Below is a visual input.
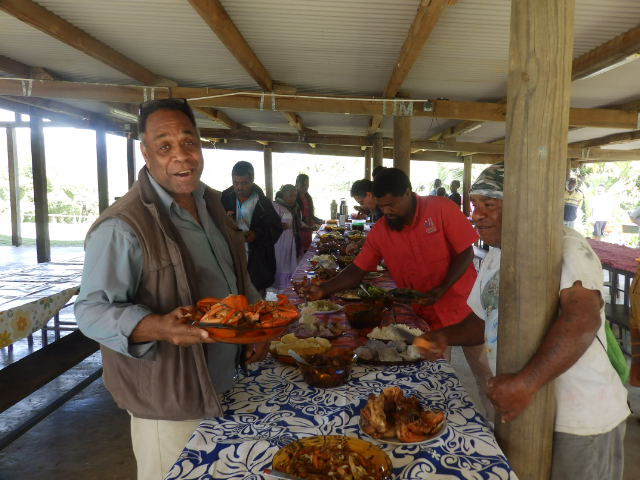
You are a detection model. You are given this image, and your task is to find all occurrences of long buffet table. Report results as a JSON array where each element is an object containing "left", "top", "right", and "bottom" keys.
[{"left": 166, "top": 227, "right": 515, "bottom": 480}]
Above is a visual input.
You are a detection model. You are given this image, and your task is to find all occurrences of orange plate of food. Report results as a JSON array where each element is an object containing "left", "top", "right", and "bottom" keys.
[
  {"left": 359, "top": 386, "right": 446, "bottom": 445},
  {"left": 195, "top": 294, "right": 299, "bottom": 344},
  {"left": 272, "top": 435, "right": 393, "bottom": 480},
  {"left": 198, "top": 322, "right": 293, "bottom": 344}
]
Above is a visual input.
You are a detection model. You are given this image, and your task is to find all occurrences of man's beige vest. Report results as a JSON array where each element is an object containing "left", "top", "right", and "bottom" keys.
[{"left": 88, "top": 168, "right": 251, "bottom": 420}]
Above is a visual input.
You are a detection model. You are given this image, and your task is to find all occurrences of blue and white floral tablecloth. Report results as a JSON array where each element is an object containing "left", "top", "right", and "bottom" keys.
[{"left": 166, "top": 358, "right": 516, "bottom": 480}]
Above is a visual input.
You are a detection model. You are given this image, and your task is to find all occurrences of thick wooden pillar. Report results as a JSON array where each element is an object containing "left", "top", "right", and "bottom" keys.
[
  {"left": 29, "top": 111, "right": 50, "bottom": 263},
  {"left": 7, "top": 124, "right": 21, "bottom": 246},
  {"left": 126, "top": 134, "right": 136, "bottom": 189},
  {"left": 393, "top": 116, "right": 411, "bottom": 175},
  {"left": 497, "top": 1, "right": 575, "bottom": 478},
  {"left": 96, "top": 127, "right": 109, "bottom": 213},
  {"left": 462, "top": 156, "right": 472, "bottom": 217},
  {"left": 372, "top": 133, "right": 383, "bottom": 170},
  {"left": 264, "top": 146, "right": 273, "bottom": 200},
  {"left": 364, "top": 147, "right": 372, "bottom": 180}
]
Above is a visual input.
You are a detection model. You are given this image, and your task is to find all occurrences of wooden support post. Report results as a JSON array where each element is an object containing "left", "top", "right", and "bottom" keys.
[
  {"left": 6, "top": 124, "right": 21, "bottom": 246},
  {"left": 497, "top": 0, "right": 575, "bottom": 478},
  {"left": 462, "top": 156, "right": 472, "bottom": 217},
  {"left": 372, "top": 133, "right": 384, "bottom": 170},
  {"left": 264, "top": 146, "right": 273, "bottom": 200},
  {"left": 364, "top": 147, "right": 372, "bottom": 180},
  {"left": 126, "top": 134, "right": 136, "bottom": 189},
  {"left": 393, "top": 116, "right": 411, "bottom": 175},
  {"left": 96, "top": 126, "right": 109, "bottom": 213},
  {"left": 29, "top": 110, "right": 50, "bottom": 263}
]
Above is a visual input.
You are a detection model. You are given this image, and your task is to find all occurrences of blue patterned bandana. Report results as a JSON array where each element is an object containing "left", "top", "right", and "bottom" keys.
[{"left": 470, "top": 162, "right": 504, "bottom": 199}]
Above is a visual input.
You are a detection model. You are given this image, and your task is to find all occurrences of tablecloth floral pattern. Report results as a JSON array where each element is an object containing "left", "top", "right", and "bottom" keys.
[
  {"left": 166, "top": 358, "right": 516, "bottom": 480},
  {"left": 0, "top": 285, "right": 79, "bottom": 348}
]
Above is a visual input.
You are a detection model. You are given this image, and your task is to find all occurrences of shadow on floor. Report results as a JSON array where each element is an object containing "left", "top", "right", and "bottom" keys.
[{"left": 0, "top": 378, "right": 135, "bottom": 480}]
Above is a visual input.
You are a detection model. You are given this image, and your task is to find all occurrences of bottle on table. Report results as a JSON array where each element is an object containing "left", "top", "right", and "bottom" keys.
[
  {"left": 339, "top": 199, "right": 348, "bottom": 226},
  {"left": 330, "top": 200, "right": 338, "bottom": 220}
]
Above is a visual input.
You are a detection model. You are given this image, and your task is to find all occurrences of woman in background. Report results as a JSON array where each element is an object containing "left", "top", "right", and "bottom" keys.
[
  {"left": 296, "top": 173, "right": 322, "bottom": 252},
  {"left": 272, "top": 184, "right": 302, "bottom": 291}
]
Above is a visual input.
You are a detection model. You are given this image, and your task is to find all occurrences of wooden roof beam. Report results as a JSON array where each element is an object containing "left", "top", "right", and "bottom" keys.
[
  {"left": 0, "top": 0, "right": 244, "bottom": 131},
  {"left": 430, "top": 24, "right": 640, "bottom": 140},
  {"left": 187, "top": 0, "right": 312, "bottom": 135},
  {"left": 570, "top": 130, "right": 640, "bottom": 149},
  {"left": 369, "top": 0, "right": 453, "bottom": 134},
  {"left": 0, "top": 54, "right": 31, "bottom": 77},
  {"left": 0, "top": 0, "right": 161, "bottom": 85},
  {"left": 0, "top": 78, "right": 638, "bottom": 130}
]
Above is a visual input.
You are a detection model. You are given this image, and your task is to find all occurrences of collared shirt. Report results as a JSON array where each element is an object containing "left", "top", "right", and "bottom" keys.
[
  {"left": 75, "top": 171, "right": 260, "bottom": 393},
  {"left": 236, "top": 191, "right": 259, "bottom": 232},
  {"left": 354, "top": 195, "right": 478, "bottom": 329}
]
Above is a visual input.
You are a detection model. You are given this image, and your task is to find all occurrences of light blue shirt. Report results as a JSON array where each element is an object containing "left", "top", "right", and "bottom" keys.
[{"left": 75, "top": 171, "right": 260, "bottom": 393}]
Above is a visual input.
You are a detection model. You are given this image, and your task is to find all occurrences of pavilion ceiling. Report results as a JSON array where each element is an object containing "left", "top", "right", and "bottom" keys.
[{"left": 0, "top": 0, "right": 639, "bottom": 161}]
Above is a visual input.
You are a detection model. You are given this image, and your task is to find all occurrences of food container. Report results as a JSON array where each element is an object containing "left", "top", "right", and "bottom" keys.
[
  {"left": 296, "top": 348, "right": 355, "bottom": 388},
  {"left": 198, "top": 322, "right": 295, "bottom": 344},
  {"left": 345, "top": 303, "right": 384, "bottom": 330}
]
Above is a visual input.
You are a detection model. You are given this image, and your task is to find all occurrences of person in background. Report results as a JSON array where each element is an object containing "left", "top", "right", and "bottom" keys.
[
  {"left": 296, "top": 173, "right": 322, "bottom": 252},
  {"left": 75, "top": 99, "right": 267, "bottom": 480},
  {"left": 563, "top": 177, "right": 583, "bottom": 229},
  {"left": 591, "top": 184, "right": 610, "bottom": 241},
  {"left": 436, "top": 187, "right": 447, "bottom": 197},
  {"left": 272, "top": 184, "right": 302, "bottom": 291},
  {"left": 372, "top": 165, "right": 386, "bottom": 178},
  {"left": 221, "top": 161, "right": 283, "bottom": 295},
  {"left": 415, "top": 162, "right": 629, "bottom": 480},
  {"left": 449, "top": 180, "right": 462, "bottom": 208},
  {"left": 350, "top": 179, "right": 383, "bottom": 223},
  {"left": 429, "top": 178, "right": 443, "bottom": 196}
]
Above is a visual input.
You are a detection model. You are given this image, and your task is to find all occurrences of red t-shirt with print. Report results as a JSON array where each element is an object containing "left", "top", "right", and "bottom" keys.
[{"left": 354, "top": 195, "right": 478, "bottom": 330}]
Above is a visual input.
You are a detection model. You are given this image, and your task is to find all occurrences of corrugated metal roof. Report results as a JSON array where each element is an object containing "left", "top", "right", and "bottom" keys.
[
  {"left": 0, "top": 11, "right": 131, "bottom": 83},
  {"left": 0, "top": 0, "right": 637, "bottom": 146},
  {"left": 34, "top": 0, "right": 258, "bottom": 88}
]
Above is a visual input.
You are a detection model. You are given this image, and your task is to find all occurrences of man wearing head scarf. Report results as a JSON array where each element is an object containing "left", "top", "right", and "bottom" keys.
[{"left": 414, "top": 162, "right": 629, "bottom": 480}]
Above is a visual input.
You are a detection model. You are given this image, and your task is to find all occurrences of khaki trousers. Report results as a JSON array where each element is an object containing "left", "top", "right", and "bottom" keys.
[{"left": 129, "top": 414, "right": 202, "bottom": 480}]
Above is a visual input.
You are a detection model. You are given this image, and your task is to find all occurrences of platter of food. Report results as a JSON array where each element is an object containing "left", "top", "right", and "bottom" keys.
[
  {"left": 359, "top": 387, "right": 446, "bottom": 445},
  {"left": 296, "top": 299, "right": 343, "bottom": 314},
  {"left": 269, "top": 334, "right": 332, "bottom": 365},
  {"left": 195, "top": 294, "right": 298, "bottom": 344},
  {"left": 271, "top": 435, "right": 393, "bottom": 480},
  {"left": 355, "top": 325, "right": 426, "bottom": 364},
  {"left": 334, "top": 289, "right": 362, "bottom": 301}
]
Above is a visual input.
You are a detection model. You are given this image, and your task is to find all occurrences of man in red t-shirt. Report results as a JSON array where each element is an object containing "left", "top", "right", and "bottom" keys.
[{"left": 308, "top": 168, "right": 478, "bottom": 330}]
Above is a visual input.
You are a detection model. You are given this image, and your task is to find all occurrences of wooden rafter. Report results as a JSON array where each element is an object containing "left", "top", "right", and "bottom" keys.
[
  {"left": 570, "top": 130, "right": 640, "bottom": 149},
  {"left": 368, "top": 0, "right": 453, "bottom": 134},
  {"left": 0, "top": 53, "right": 130, "bottom": 130},
  {"left": 187, "top": 0, "right": 312, "bottom": 134},
  {"left": 0, "top": 0, "right": 160, "bottom": 85},
  {"left": 572, "top": 24, "right": 640, "bottom": 81},
  {"left": 0, "top": 77, "right": 638, "bottom": 130},
  {"left": 430, "top": 23, "right": 640, "bottom": 141},
  {"left": 0, "top": 54, "right": 31, "bottom": 77},
  {"left": 0, "top": 0, "right": 244, "bottom": 131}
]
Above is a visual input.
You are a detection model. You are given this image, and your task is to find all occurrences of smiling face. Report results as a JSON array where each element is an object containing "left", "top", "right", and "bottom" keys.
[
  {"left": 470, "top": 194, "right": 503, "bottom": 247},
  {"left": 140, "top": 109, "right": 203, "bottom": 200}
]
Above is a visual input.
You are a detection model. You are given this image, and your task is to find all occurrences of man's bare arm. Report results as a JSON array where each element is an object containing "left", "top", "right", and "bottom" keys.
[
  {"left": 488, "top": 280, "right": 602, "bottom": 421},
  {"left": 306, "top": 263, "right": 367, "bottom": 300}
]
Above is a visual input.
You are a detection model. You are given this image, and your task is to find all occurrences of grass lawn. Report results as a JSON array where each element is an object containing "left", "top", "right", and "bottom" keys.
[{"left": 0, "top": 234, "right": 84, "bottom": 247}]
